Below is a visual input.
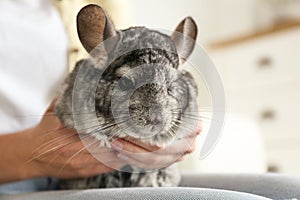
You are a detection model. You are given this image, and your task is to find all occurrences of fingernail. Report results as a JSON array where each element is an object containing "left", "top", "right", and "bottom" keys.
[
  {"left": 111, "top": 140, "right": 123, "bottom": 151},
  {"left": 117, "top": 153, "right": 128, "bottom": 160}
]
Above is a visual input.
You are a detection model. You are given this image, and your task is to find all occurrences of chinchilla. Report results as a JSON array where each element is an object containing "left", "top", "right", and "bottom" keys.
[{"left": 55, "top": 4, "right": 198, "bottom": 188}]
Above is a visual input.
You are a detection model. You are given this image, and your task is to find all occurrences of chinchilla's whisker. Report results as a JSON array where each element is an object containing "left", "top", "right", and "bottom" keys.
[
  {"left": 110, "top": 122, "right": 133, "bottom": 135},
  {"left": 34, "top": 127, "right": 72, "bottom": 139},
  {"left": 57, "top": 139, "right": 101, "bottom": 175},
  {"left": 32, "top": 132, "right": 78, "bottom": 154},
  {"left": 73, "top": 115, "right": 129, "bottom": 126},
  {"left": 181, "top": 113, "right": 207, "bottom": 119},
  {"left": 171, "top": 120, "right": 198, "bottom": 134},
  {"left": 169, "top": 127, "right": 178, "bottom": 139},
  {"left": 198, "top": 116, "right": 213, "bottom": 121},
  {"left": 179, "top": 112, "right": 213, "bottom": 116},
  {"left": 181, "top": 115, "right": 207, "bottom": 121},
  {"left": 43, "top": 110, "right": 97, "bottom": 116},
  {"left": 169, "top": 112, "right": 212, "bottom": 119},
  {"left": 72, "top": 118, "right": 104, "bottom": 127},
  {"left": 184, "top": 110, "right": 213, "bottom": 112},
  {"left": 182, "top": 115, "right": 212, "bottom": 121},
  {"left": 74, "top": 116, "right": 127, "bottom": 128},
  {"left": 166, "top": 111, "right": 211, "bottom": 121},
  {"left": 74, "top": 117, "right": 99, "bottom": 124},
  {"left": 47, "top": 151, "right": 62, "bottom": 167},
  {"left": 171, "top": 106, "right": 213, "bottom": 111},
  {"left": 37, "top": 127, "right": 77, "bottom": 144},
  {"left": 182, "top": 114, "right": 212, "bottom": 120},
  {"left": 75, "top": 119, "right": 124, "bottom": 131},
  {"left": 172, "top": 118, "right": 201, "bottom": 128},
  {"left": 112, "top": 122, "right": 135, "bottom": 135},
  {"left": 74, "top": 125, "right": 102, "bottom": 133},
  {"left": 105, "top": 115, "right": 131, "bottom": 121},
  {"left": 108, "top": 109, "right": 129, "bottom": 112},
  {"left": 180, "top": 113, "right": 201, "bottom": 117},
  {"left": 95, "top": 121, "right": 125, "bottom": 131},
  {"left": 77, "top": 125, "right": 115, "bottom": 136},
  {"left": 45, "top": 132, "right": 101, "bottom": 167},
  {"left": 184, "top": 114, "right": 213, "bottom": 118},
  {"left": 169, "top": 126, "right": 177, "bottom": 136},
  {"left": 83, "top": 119, "right": 128, "bottom": 135},
  {"left": 182, "top": 115, "right": 222, "bottom": 124},
  {"left": 170, "top": 107, "right": 212, "bottom": 112},
  {"left": 171, "top": 121, "right": 193, "bottom": 131},
  {"left": 46, "top": 111, "right": 96, "bottom": 116},
  {"left": 25, "top": 139, "right": 83, "bottom": 165}
]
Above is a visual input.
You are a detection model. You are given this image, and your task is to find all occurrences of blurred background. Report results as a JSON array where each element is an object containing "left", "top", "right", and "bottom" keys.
[{"left": 54, "top": 0, "right": 300, "bottom": 175}]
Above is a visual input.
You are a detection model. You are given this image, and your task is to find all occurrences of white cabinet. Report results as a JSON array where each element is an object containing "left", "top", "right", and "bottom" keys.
[
  {"left": 208, "top": 26, "right": 300, "bottom": 174},
  {"left": 211, "top": 28, "right": 300, "bottom": 90}
]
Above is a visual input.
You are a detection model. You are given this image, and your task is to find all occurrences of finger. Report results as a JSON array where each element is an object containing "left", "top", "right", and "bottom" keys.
[
  {"left": 115, "top": 145, "right": 181, "bottom": 167},
  {"left": 111, "top": 139, "right": 161, "bottom": 165},
  {"left": 185, "top": 138, "right": 196, "bottom": 154},
  {"left": 111, "top": 139, "right": 149, "bottom": 154},
  {"left": 196, "top": 121, "right": 202, "bottom": 135},
  {"left": 155, "top": 135, "right": 196, "bottom": 155},
  {"left": 117, "top": 152, "right": 178, "bottom": 170},
  {"left": 112, "top": 139, "right": 177, "bottom": 165},
  {"left": 118, "top": 154, "right": 149, "bottom": 169},
  {"left": 45, "top": 97, "right": 58, "bottom": 113},
  {"left": 176, "top": 155, "right": 185, "bottom": 162},
  {"left": 113, "top": 135, "right": 197, "bottom": 156},
  {"left": 122, "top": 136, "right": 161, "bottom": 151}
]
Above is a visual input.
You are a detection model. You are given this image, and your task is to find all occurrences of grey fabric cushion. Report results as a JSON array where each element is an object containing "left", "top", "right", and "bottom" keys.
[
  {"left": 180, "top": 173, "right": 300, "bottom": 200},
  {"left": 0, "top": 187, "right": 271, "bottom": 200}
]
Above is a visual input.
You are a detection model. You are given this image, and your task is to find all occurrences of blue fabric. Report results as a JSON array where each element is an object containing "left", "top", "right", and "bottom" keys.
[{"left": 0, "top": 178, "right": 59, "bottom": 195}]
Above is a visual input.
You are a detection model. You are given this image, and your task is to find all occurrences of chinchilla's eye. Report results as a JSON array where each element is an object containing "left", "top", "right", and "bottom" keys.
[{"left": 119, "top": 77, "right": 134, "bottom": 90}]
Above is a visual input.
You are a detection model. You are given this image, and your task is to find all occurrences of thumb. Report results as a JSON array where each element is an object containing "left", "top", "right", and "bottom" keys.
[{"left": 45, "top": 97, "right": 58, "bottom": 113}]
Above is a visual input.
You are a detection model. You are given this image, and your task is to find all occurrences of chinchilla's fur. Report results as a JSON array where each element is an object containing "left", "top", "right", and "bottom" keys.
[{"left": 55, "top": 4, "right": 198, "bottom": 189}]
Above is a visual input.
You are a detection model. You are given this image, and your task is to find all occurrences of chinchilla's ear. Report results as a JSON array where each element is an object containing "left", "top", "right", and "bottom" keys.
[
  {"left": 171, "top": 17, "right": 197, "bottom": 65},
  {"left": 77, "top": 4, "right": 117, "bottom": 53}
]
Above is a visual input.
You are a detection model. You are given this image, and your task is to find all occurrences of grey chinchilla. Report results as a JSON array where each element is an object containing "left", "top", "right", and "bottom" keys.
[{"left": 55, "top": 4, "right": 198, "bottom": 189}]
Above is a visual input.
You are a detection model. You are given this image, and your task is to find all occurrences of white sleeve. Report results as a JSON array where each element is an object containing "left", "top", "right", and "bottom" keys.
[{"left": 0, "top": 0, "right": 69, "bottom": 133}]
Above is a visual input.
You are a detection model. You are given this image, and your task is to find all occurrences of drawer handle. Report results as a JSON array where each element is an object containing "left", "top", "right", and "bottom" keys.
[
  {"left": 261, "top": 109, "right": 276, "bottom": 121},
  {"left": 267, "top": 164, "right": 280, "bottom": 173},
  {"left": 69, "top": 48, "right": 79, "bottom": 54},
  {"left": 257, "top": 57, "right": 273, "bottom": 69}
]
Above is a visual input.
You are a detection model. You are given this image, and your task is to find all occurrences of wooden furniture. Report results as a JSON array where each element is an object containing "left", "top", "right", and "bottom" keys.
[{"left": 208, "top": 22, "right": 300, "bottom": 174}]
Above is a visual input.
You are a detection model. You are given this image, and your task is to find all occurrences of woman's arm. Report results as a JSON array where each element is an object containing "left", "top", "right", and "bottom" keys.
[
  {"left": 0, "top": 101, "right": 124, "bottom": 185},
  {"left": 0, "top": 129, "right": 39, "bottom": 184},
  {"left": 0, "top": 100, "right": 200, "bottom": 185}
]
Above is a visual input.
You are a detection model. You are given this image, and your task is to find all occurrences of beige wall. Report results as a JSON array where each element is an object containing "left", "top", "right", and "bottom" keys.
[{"left": 53, "top": 0, "right": 133, "bottom": 70}]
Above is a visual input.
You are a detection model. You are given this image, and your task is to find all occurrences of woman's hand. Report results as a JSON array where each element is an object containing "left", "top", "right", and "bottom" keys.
[
  {"left": 22, "top": 99, "right": 202, "bottom": 179},
  {"left": 0, "top": 99, "right": 126, "bottom": 184},
  {"left": 111, "top": 123, "right": 201, "bottom": 170},
  {"left": 10, "top": 102, "right": 120, "bottom": 178},
  {"left": 24, "top": 100, "right": 127, "bottom": 179},
  {"left": 0, "top": 98, "right": 201, "bottom": 185},
  {"left": 28, "top": 99, "right": 201, "bottom": 177}
]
